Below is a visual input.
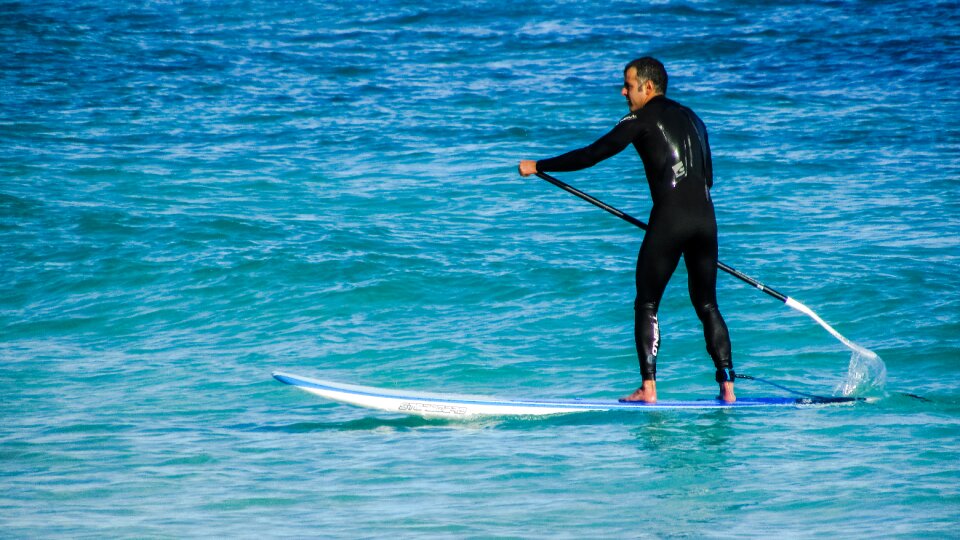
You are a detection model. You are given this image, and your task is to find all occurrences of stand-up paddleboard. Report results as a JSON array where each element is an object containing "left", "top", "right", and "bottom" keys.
[{"left": 273, "top": 371, "right": 861, "bottom": 419}]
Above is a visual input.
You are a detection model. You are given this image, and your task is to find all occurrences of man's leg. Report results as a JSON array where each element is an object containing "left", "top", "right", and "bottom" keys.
[
  {"left": 621, "top": 224, "right": 681, "bottom": 403},
  {"left": 685, "top": 231, "right": 735, "bottom": 402},
  {"left": 620, "top": 302, "right": 661, "bottom": 402}
]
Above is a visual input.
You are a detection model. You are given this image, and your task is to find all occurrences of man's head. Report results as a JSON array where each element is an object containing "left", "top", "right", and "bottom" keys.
[{"left": 622, "top": 57, "right": 667, "bottom": 112}]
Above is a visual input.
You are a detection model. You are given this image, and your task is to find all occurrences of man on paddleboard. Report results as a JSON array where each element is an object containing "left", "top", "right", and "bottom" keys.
[{"left": 519, "top": 57, "right": 735, "bottom": 403}]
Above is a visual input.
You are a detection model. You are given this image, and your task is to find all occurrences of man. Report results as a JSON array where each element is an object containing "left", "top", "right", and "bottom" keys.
[{"left": 518, "top": 57, "right": 735, "bottom": 403}]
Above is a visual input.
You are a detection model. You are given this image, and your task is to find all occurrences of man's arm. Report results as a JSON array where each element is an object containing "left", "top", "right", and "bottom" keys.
[{"left": 518, "top": 119, "right": 639, "bottom": 177}]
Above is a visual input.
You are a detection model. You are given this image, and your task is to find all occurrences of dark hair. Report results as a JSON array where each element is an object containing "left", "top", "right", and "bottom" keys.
[{"left": 624, "top": 57, "right": 668, "bottom": 95}]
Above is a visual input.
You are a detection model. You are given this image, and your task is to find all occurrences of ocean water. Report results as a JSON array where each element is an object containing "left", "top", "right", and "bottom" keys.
[{"left": 2, "top": 0, "right": 959, "bottom": 537}]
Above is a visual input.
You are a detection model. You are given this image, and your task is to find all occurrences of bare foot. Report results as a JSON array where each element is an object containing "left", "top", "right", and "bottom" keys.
[
  {"left": 718, "top": 381, "right": 736, "bottom": 403},
  {"left": 620, "top": 380, "right": 657, "bottom": 403}
]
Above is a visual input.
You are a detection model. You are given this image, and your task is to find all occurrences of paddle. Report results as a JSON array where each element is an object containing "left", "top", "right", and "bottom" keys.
[{"left": 533, "top": 170, "right": 879, "bottom": 362}]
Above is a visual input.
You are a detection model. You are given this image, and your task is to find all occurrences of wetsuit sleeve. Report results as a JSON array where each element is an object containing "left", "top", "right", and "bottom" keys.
[{"left": 537, "top": 119, "right": 639, "bottom": 173}]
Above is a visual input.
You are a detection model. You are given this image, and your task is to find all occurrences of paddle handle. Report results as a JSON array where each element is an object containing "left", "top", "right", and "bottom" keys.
[{"left": 534, "top": 171, "right": 789, "bottom": 304}]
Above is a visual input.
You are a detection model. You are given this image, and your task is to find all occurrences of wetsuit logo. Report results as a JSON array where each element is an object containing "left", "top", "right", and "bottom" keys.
[
  {"left": 651, "top": 314, "right": 660, "bottom": 357},
  {"left": 671, "top": 161, "right": 686, "bottom": 187}
]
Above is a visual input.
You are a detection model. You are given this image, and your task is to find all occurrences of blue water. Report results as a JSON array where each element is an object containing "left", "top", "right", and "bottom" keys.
[{"left": 2, "top": 0, "right": 959, "bottom": 536}]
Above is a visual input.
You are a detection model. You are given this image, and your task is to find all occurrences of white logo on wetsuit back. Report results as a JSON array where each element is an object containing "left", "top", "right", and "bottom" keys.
[{"left": 671, "top": 161, "right": 686, "bottom": 187}]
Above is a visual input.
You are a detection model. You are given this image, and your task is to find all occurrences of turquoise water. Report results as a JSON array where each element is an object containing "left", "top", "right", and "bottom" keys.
[{"left": 2, "top": 0, "right": 959, "bottom": 537}]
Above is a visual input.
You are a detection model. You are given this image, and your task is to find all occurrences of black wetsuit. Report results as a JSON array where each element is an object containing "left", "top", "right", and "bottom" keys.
[{"left": 536, "top": 95, "right": 733, "bottom": 381}]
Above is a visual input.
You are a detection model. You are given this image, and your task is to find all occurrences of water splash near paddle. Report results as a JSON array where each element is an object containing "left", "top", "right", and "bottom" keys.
[{"left": 835, "top": 348, "right": 887, "bottom": 397}]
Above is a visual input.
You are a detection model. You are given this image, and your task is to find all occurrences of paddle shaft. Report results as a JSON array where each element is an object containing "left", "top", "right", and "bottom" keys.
[{"left": 534, "top": 171, "right": 789, "bottom": 303}]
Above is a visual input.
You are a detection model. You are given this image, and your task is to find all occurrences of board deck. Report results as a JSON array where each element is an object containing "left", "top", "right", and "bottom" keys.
[{"left": 272, "top": 371, "right": 861, "bottom": 419}]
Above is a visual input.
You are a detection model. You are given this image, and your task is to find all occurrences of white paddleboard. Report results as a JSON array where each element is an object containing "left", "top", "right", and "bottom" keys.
[{"left": 273, "top": 371, "right": 860, "bottom": 419}]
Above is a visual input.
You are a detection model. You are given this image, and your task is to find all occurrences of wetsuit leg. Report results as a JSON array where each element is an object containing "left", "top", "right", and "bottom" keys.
[
  {"left": 683, "top": 226, "right": 733, "bottom": 373},
  {"left": 635, "top": 218, "right": 683, "bottom": 381}
]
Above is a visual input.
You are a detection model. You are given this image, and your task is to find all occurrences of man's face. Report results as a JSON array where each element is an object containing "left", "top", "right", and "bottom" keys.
[{"left": 622, "top": 67, "right": 651, "bottom": 112}]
